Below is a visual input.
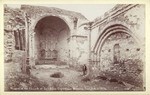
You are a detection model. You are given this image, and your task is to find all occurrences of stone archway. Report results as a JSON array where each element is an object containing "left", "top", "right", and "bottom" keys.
[
  {"left": 34, "top": 16, "right": 70, "bottom": 64},
  {"left": 94, "top": 24, "right": 141, "bottom": 66},
  {"left": 95, "top": 24, "right": 139, "bottom": 54}
]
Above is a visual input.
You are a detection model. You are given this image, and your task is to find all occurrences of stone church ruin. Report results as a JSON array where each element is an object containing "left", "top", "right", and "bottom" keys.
[{"left": 4, "top": 4, "right": 145, "bottom": 91}]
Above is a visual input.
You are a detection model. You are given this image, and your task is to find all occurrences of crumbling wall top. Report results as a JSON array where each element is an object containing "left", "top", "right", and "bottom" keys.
[{"left": 21, "top": 5, "right": 88, "bottom": 20}]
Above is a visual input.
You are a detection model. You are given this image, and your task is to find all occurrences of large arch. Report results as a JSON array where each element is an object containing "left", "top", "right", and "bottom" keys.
[
  {"left": 32, "top": 14, "right": 71, "bottom": 32},
  {"left": 92, "top": 24, "right": 142, "bottom": 66},
  {"left": 94, "top": 24, "right": 140, "bottom": 54},
  {"left": 34, "top": 16, "right": 70, "bottom": 64}
]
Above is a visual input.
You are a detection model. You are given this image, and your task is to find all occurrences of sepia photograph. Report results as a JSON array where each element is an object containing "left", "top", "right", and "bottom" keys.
[{"left": 3, "top": 4, "right": 146, "bottom": 91}]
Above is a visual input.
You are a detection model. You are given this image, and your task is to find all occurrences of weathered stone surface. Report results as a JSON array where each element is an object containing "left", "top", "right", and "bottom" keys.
[{"left": 90, "top": 4, "right": 145, "bottom": 88}]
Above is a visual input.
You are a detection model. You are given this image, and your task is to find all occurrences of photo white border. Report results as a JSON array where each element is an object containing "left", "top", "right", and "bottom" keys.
[{"left": 0, "top": 0, "right": 150, "bottom": 95}]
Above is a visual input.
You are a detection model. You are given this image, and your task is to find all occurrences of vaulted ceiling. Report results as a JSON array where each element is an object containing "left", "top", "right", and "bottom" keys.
[{"left": 35, "top": 16, "right": 70, "bottom": 35}]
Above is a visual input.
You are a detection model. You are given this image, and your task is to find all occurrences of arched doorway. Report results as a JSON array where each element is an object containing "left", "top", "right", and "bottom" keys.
[{"left": 34, "top": 16, "right": 70, "bottom": 64}]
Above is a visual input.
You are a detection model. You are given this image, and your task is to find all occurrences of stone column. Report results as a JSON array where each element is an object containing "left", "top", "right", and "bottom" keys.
[
  {"left": 22, "top": 12, "right": 30, "bottom": 73},
  {"left": 87, "top": 22, "right": 93, "bottom": 77}
]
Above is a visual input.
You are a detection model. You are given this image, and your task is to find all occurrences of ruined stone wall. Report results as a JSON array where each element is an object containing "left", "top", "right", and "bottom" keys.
[
  {"left": 68, "top": 24, "right": 89, "bottom": 67},
  {"left": 91, "top": 4, "right": 145, "bottom": 64},
  {"left": 4, "top": 30, "right": 15, "bottom": 62},
  {"left": 4, "top": 5, "right": 26, "bottom": 80},
  {"left": 75, "top": 28, "right": 89, "bottom": 65},
  {"left": 100, "top": 33, "right": 140, "bottom": 71},
  {"left": 4, "top": 6, "right": 26, "bottom": 63},
  {"left": 4, "top": 10, "right": 15, "bottom": 62},
  {"left": 90, "top": 4, "right": 145, "bottom": 87},
  {"left": 120, "top": 5, "right": 145, "bottom": 63},
  {"left": 70, "top": 35, "right": 89, "bottom": 66}
]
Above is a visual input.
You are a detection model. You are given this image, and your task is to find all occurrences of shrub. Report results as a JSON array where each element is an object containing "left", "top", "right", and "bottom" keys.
[{"left": 50, "top": 72, "right": 64, "bottom": 78}]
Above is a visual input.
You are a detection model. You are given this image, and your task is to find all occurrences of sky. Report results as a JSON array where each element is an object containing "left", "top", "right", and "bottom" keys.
[{"left": 7, "top": 4, "right": 115, "bottom": 21}]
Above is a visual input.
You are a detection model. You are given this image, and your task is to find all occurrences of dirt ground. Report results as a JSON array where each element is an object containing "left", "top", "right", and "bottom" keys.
[{"left": 30, "top": 65, "right": 134, "bottom": 91}]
